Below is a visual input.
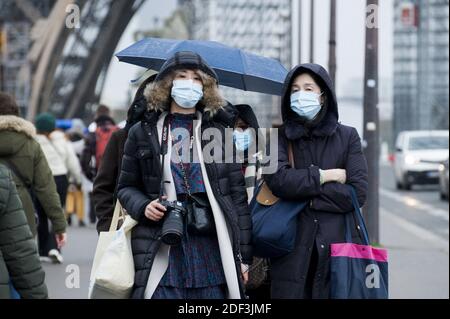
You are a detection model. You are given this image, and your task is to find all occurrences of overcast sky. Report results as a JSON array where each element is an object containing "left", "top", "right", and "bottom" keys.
[
  {"left": 101, "top": 0, "right": 393, "bottom": 114},
  {"left": 100, "top": 0, "right": 177, "bottom": 108}
]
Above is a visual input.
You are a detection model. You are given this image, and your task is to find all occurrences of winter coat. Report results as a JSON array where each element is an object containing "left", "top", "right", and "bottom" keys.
[
  {"left": 93, "top": 129, "right": 127, "bottom": 233},
  {"left": 0, "top": 164, "right": 48, "bottom": 299},
  {"left": 265, "top": 63, "right": 369, "bottom": 299},
  {"left": 94, "top": 103, "right": 238, "bottom": 234},
  {"left": 0, "top": 116, "right": 67, "bottom": 236},
  {"left": 35, "top": 130, "right": 82, "bottom": 184},
  {"left": 117, "top": 108, "right": 252, "bottom": 299}
]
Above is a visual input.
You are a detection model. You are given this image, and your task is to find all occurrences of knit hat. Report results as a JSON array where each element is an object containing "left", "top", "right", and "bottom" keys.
[
  {"left": 156, "top": 51, "right": 219, "bottom": 83},
  {"left": 35, "top": 113, "right": 56, "bottom": 133}
]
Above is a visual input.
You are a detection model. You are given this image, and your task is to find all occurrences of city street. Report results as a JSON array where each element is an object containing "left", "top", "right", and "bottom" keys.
[
  {"left": 1, "top": 0, "right": 448, "bottom": 305},
  {"left": 379, "top": 163, "right": 449, "bottom": 299},
  {"left": 42, "top": 164, "right": 449, "bottom": 299},
  {"left": 42, "top": 223, "right": 97, "bottom": 299}
]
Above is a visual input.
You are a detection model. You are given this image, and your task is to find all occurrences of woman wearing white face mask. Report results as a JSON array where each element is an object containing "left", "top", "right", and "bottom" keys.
[
  {"left": 117, "top": 51, "right": 252, "bottom": 299},
  {"left": 233, "top": 105, "right": 262, "bottom": 199},
  {"left": 232, "top": 104, "right": 271, "bottom": 300},
  {"left": 264, "top": 63, "right": 369, "bottom": 299}
]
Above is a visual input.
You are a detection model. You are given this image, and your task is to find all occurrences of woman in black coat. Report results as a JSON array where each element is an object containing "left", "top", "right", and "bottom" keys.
[
  {"left": 117, "top": 51, "right": 252, "bottom": 299},
  {"left": 265, "top": 63, "right": 368, "bottom": 299}
]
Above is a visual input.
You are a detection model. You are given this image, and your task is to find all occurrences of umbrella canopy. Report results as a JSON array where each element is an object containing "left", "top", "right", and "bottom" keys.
[{"left": 116, "top": 38, "right": 288, "bottom": 96}]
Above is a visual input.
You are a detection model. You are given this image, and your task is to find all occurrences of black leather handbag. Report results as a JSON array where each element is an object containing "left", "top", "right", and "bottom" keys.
[{"left": 186, "top": 193, "right": 216, "bottom": 235}]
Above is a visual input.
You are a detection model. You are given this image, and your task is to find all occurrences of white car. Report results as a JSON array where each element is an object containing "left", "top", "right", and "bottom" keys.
[{"left": 394, "top": 130, "right": 449, "bottom": 190}]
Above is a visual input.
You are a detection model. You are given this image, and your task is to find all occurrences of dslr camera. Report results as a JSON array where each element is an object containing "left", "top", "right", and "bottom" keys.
[{"left": 160, "top": 199, "right": 186, "bottom": 246}]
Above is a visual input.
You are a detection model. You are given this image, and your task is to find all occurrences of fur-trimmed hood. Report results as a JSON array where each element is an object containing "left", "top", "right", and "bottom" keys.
[
  {"left": 0, "top": 115, "right": 36, "bottom": 138},
  {"left": 144, "top": 70, "right": 226, "bottom": 115},
  {"left": 143, "top": 51, "right": 226, "bottom": 115},
  {"left": 0, "top": 116, "right": 37, "bottom": 157}
]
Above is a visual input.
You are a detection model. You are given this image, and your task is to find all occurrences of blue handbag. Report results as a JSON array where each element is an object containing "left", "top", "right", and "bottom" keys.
[
  {"left": 330, "top": 186, "right": 389, "bottom": 299},
  {"left": 250, "top": 142, "right": 307, "bottom": 258}
]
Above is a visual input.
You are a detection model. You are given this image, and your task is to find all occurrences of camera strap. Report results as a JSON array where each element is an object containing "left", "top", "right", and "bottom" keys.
[
  {"left": 160, "top": 114, "right": 171, "bottom": 157},
  {"left": 159, "top": 115, "right": 171, "bottom": 200}
]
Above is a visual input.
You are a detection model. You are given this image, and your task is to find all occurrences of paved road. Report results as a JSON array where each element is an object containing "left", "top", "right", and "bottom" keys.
[
  {"left": 42, "top": 223, "right": 97, "bottom": 299},
  {"left": 379, "top": 164, "right": 449, "bottom": 299},
  {"left": 42, "top": 164, "right": 449, "bottom": 299}
]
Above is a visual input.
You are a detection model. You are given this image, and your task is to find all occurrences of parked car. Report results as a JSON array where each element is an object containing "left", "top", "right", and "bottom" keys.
[
  {"left": 439, "top": 159, "right": 449, "bottom": 200},
  {"left": 394, "top": 130, "right": 449, "bottom": 190}
]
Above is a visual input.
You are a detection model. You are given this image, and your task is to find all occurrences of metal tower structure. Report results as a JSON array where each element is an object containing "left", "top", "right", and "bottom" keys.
[
  {"left": 0, "top": 0, "right": 55, "bottom": 115},
  {"left": 42, "top": 0, "right": 146, "bottom": 119},
  {"left": 0, "top": 0, "right": 146, "bottom": 120}
]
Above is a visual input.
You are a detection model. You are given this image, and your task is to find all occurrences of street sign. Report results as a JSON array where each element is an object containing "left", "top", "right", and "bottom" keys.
[{"left": 401, "top": 3, "right": 419, "bottom": 28}]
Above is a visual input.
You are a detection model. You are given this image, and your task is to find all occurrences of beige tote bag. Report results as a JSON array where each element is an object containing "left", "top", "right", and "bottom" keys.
[{"left": 88, "top": 201, "right": 138, "bottom": 299}]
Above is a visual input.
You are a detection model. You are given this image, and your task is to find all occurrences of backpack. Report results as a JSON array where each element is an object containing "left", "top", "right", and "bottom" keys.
[{"left": 95, "top": 124, "right": 118, "bottom": 169}]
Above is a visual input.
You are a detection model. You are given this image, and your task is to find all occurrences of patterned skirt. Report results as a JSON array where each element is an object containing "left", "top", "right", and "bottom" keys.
[{"left": 152, "top": 226, "right": 227, "bottom": 299}]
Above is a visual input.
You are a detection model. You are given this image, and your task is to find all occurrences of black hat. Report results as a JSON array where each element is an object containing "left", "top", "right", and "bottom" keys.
[{"left": 156, "top": 51, "right": 219, "bottom": 83}]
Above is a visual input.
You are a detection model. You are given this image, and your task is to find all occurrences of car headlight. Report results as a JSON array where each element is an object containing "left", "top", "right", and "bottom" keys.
[
  {"left": 405, "top": 155, "right": 419, "bottom": 165},
  {"left": 439, "top": 164, "right": 445, "bottom": 172}
]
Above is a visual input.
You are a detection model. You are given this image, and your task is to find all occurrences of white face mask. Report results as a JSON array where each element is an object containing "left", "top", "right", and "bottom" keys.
[
  {"left": 290, "top": 91, "right": 323, "bottom": 120},
  {"left": 171, "top": 79, "right": 204, "bottom": 109},
  {"left": 233, "top": 129, "right": 253, "bottom": 151}
]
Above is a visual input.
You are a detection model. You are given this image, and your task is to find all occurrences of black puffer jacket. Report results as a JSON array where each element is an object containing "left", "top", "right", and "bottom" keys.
[
  {"left": 117, "top": 110, "right": 252, "bottom": 299},
  {"left": 0, "top": 165, "right": 48, "bottom": 299}
]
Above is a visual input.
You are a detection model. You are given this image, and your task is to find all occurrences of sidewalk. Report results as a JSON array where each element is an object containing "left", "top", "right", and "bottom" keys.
[
  {"left": 43, "top": 209, "right": 449, "bottom": 299},
  {"left": 42, "top": 225, "right": 97, "bottom": 299},
  {"left": 380, "top": 209, "right": 449, "bottom": 299}
]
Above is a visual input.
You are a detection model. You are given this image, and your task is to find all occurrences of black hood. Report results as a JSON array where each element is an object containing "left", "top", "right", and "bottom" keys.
[
  {"left": 234, "top": 104, "right": 260, "bottom": 130},
  {"left": 125, "top": 74, "right": 157, "bottom": 131},
  {"left": 281, "top": 63, "right": 339, "bottom": 139}
]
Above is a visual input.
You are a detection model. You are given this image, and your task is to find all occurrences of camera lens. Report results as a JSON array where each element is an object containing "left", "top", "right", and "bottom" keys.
[{"left": 161, "top": 209, "right": 184, "bottom": 246}]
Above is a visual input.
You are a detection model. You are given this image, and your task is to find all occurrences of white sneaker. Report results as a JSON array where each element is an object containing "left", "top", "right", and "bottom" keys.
[
  {"left": 48, "top": 249, "right": 64, "bottom": 264},
  {"left": 39, "top": 256, "right": 52, "bottom": 263}
]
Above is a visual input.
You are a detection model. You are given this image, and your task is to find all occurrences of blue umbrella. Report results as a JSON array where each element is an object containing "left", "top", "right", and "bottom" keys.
[{"left": 116, "top": 38, "right": 288, "bottom": 96}]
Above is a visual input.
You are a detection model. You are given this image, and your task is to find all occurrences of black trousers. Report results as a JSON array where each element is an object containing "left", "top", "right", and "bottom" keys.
[{"left": 37, "top": 175, "right": 68, "bottom": 256}]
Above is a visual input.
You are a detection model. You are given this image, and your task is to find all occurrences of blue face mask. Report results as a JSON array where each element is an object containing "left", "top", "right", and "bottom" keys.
[
  {"left": 233, "top": 129, "right": 253, "bottom": 151},
  {"left": 171, "top": 79, "right": 204, "bottom": 109},
  {"left": 290, "top": 91, "right": 323, "bottom": 120}
]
